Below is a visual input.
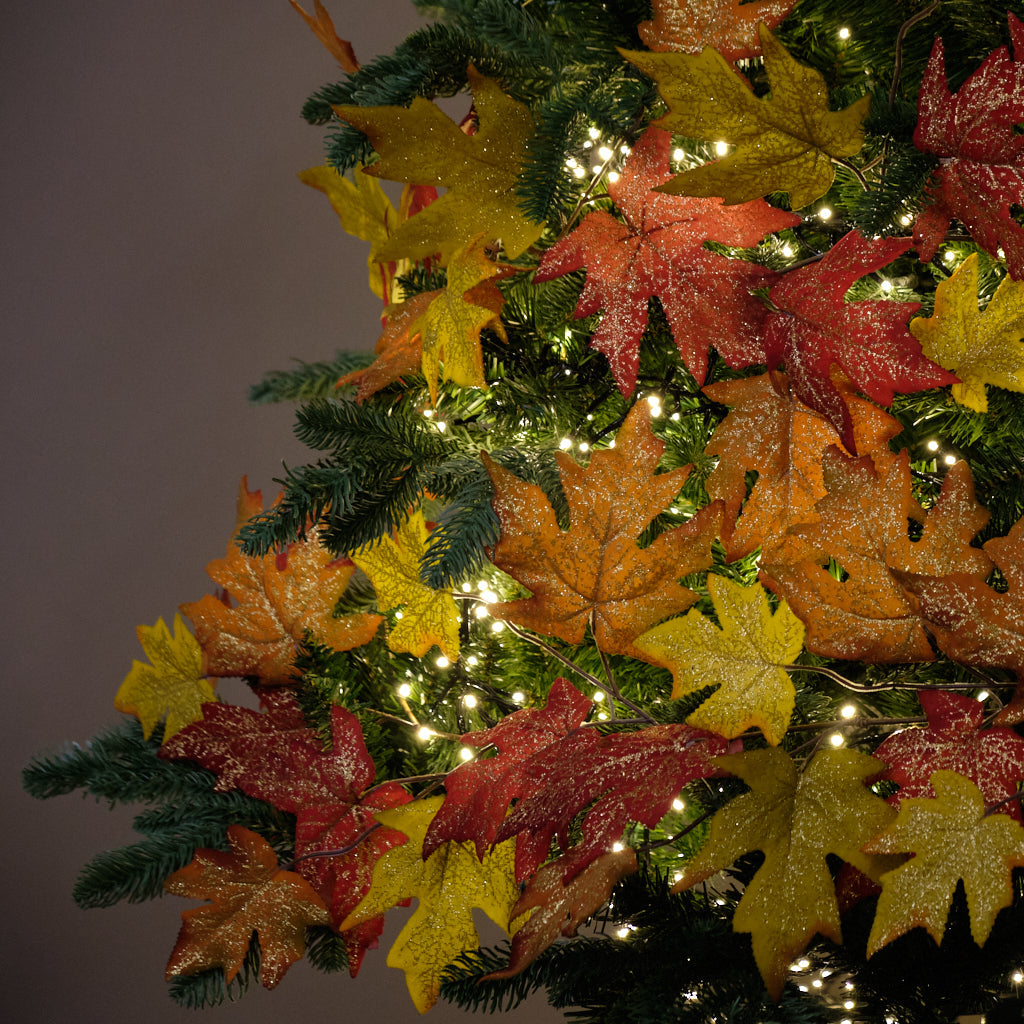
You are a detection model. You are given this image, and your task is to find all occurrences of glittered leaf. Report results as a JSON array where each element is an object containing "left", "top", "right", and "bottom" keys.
[
  {"left": 623, "top": 25, "right": 870, "bottom": 208},
  {"left": 634, "top": 576, "right": 805, "bottom": 745},
  {"left": 423, "top": 677, "right": 593, "bottom": 860},
  {"left": 763, "top": 449, "right": 992, "bottom": 663},
  {"left": 672, "top": 747, "right": 897, "bottom": 1000},
  {"left": 164, "top": 825, "right": 330, "bottom": 989},
  {"left": 909, "top": 253, "right": 1024, "bottom": 412},
  {"left": 340, "top": 797, "right": 520, "bottom": 1013},
  {"left": 338, "top": 292, "right": 434, "bottom": 402},
  {"left": 762, "top": 230, "right": 955, "bottom": 451},
  {"left": 864, "top": 772, "right": 1024, "bottom": 953},
  {"left": 351, "top": 510, "right": 460, "bottom": 660},
  {"left": 410, "top": 239, "right": 508, "bottom": 403},
  {"left": 913, "top": 14, "right": 1024, "bottom": 278},
  {"left": 496, "top": 723, "right": 729, "bottom": 883},
  {"left": 637, "top": 0, "right": 796, "bottom": 63},
  {"left": 290, "top": 1, "right": 359, "bottom": 72},
  {"left": 181, "top": 482, "right": 382, "bottom": 684},
  {"left": 333, "top": 67, "right": 544, "bottom": 264},
  {"left": 484, "top": 847, "right": 638, "bottom": 979},
  {"left": 113, "top": 614, "right": 215, "bottom": 743},
  {"left": 891, "top": 517, "right": 1024, "bottom": 721},
  {"left": 534, "top": 127, "right": 798, "bottom": 394},
  {"left": 484, "top": 402, "right": 722, "bottom": 658},
  {"left": 873, "top": 690, "right": 1024, "bottom": 821},
  {"left": 704, "top": 370, "right": 903, "bottom": 561}
]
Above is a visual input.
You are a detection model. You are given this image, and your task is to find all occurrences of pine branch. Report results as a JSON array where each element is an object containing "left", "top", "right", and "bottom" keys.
[
  {"left": 249, "top": 352, "right": 372, "bottom": 405},
  {"left": 167, "top": 936, "right": 260, "bottom": 1008}
]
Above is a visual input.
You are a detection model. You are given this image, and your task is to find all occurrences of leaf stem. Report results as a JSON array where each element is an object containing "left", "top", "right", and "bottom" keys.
[
  {"left": 889, "top": 1, "right": 940, "bottom": 108},
  {"left": 282, "top": 822, "right": 382, "bottom": 871}
]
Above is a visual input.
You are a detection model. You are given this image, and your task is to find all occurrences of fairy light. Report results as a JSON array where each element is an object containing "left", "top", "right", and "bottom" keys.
[
  {"left": 839, "top": 27, "right": 851, "bottom": 39},
  {"left": 977, "top": 689, "right": 990, "bottom": 702},
  {"left": 944, "top": 249, "right": 956, "bottom": 262},
  {"left": 436, "top": 656, "right": 450, "bottom": 668},
  {"left": 781, "top": 243, "right": 794, "bottom": 257},
  {"left": 900, "top": 213, "right": 913, "bottom": 225},
  {"left": 559, "top": 437, "right": 573, "bottom": 450},
  {"left": 394, "top": 610, "right": 404, "bottom": 619},
  {"left": 615, "top": 926, "right": 630, "bottom": 938},
  {"left": 844, "top": 1001, "right": 855, "bottom": 1010},
  {"left": 588, "top": 125, "right": 600, "bottom": 139},
  {"left": 943, "top": 453, "right": 957, "bottom": 465},
  {"left": 672, "top": 798, "right": 685, "bottom": 811},
  {"left": 480, "top": 589, "right": 498, "bottom": 604},
  {"left": 798, "top": 959, "right": 810, "bottom": 970},
  {"left": 819, "top": 207, "right": 833, "bottom": 220},
  {"left": 578, "top": 441, "right": 590, "bottom": 453},
  {"left": 461, "top": 581, "right": 473, "bottom": 593},
  {"left": 491, "top": 620, "right": 505, "bottom": 633},
  {"left": 840, "top": 704, "right": 857, "bottom": 719},
  {"left": 714, "top": 140, "right": 729, "bottom": 155},
  {"left": 466, "top": 655, "right": 479, "bottom": 668},
  {"left": 398, "top": 682, "right": 413, "bottom": 699},
  {"left": 594, "top": 690, "right": 605, "bottom": 702},
  {"left": 612, "top": 842, "right": 625, "bottom": 852},
  {"left": 607, "top": 171, "right": 620, "bottom": 183},
  {"left": 417, "top": 726, "right": 434, "bottom": 741},
  {"left": 812, "top": 979, "right": 823, "bottom": 989},
  {"left": 880, "top": 279, "right": 893, "bottom": 293},
  {"left": 1012, "top": 969, "right": 1023, "bottom": 983},
  {"left": 829, "top": 732, "right": 845, "bottom": 747},
  {"left": 459, "top": 747, "right": 474, "bottom": 761},
  {"left": 583, "top": 140, "right": 593, "bottom": 150},
  {"left": 462, "top": 693, "right": 477, "bottom": 708},
  {"left": 926, "top": 439, "right": 940, "bottom": 451},
  {"left": 474, "top": 604, "right": 488, "bottom": 619},
  {"left": 620, "top": 144, "right": 630, "bottom": 155},
  {"left": 511, "top": 691, "right": 525, "bottom": 703},
  {"left": 565, "top": 157, "right": 578, "bottom": 169},
  {"left": 598, "top": 145, "right": 613, "bottom": 160},
  {"left": 672, "top": 147, "right": 686, "bottom": 162},
  {"left": 423, "top": 408, "right": 434, "bottom": 418},
  {"left": 597, "top": 710, "right": 609, "bottom": 720},
  {"left": 435, "top": 420, "right": 447, "bottom": 432},
  {"left": 573, "top": 165, "right": 586, "bottom": 178},
  {"left": 591, "top": 164, "right": 603, "bottom": 175}
]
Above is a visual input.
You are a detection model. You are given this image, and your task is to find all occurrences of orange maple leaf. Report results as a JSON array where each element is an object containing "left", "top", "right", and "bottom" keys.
[
  {"left": 762, "top": 449, "right": 992, "bottom": 663},
  {"left": 164, "top": 825, "right": 330, "bottom": 989},
  {"left": 290, "top": 1, "right": 359, "bottom": 72},
  {"left": 181, "top": 480, "right": 382, "bottom": 684},
  {"left": 638, "top": 0, "right": 796, "bottom": 63},
  {"left": 704, "top": 371, "right": 903, "bottom": 561},
  {"left": 484, "top": 403, "right": 722, "bottom": 658}
]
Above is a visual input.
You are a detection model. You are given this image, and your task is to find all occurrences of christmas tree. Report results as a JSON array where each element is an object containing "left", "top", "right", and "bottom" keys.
[{"left": 23, "top": 1, "right": 1024, "bottom": 1021}]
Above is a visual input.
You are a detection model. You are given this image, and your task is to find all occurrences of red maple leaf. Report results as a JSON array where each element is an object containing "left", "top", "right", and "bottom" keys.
[
  {"left": 534, "top": 127, "right": 799, "bottom": 394},
  {"left": 763, "top": 230, "right": 956, "bottom": 451},
  {"left": 495, "top": 723, "right": 730, "bottom": 883},
  {"left": 161, "top": 692, "right": 409, "bottom": 974},
  {"left": 873, "top": 690, "right": 1024, "bottom": 820},
  {"left": 913, "top": 13, "right": 1024, "bottom": 279},
  {"left": 422, "top": 677, "right": 594, "bottom": 859}
]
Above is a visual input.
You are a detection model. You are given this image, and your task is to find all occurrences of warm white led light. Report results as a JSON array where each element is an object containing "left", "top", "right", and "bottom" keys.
[
  {"left": 598, "top": 145, "right": 613, "bottom": 160},
  {"left": 819, "top": 207, "right": 833, "bottom": 220},
  {"left": 672, "top": 147, "right": 685, "bottom": 162},
  {"left": 398, "top": 683, "right": 412, "bottom": 698},
  {"left": 491, "top": 620, "right": 505, "bottom": 633},
  {"left": 459, "top": 747, "right": 474, "bottom": 761},
  {"left": 943, "top": 453, "right": 957, "bottom": 465},
  {"left": 578, "top": 442, "right": 590, "bottom": 453},
  {"left": 436, "top": 656, "right": 450, "bottom": 668},
  {"left": 880, "top": 279, "right": 893, "bottom": 292},
  {"left": 839, "top": 27, "right": 851, "bottom": 39},
  {"left": 616, "top": 927, "right": 629, "bottom": 938},
  {"left": 798, "top": 959, "right": 810, "bottom": 970},
  {"left": 781, "top": 243, "right": 794, "bottom": 257},
  {"left": 829, "top": 732, "right": 845, "bottom": 747},
  {"left": 944, "top": 249, "right": 956, "bottom": 262},
  {"left": 594, "top": 690, "right": 605, "bottom": 701},
  {"left": 612, "top": 842, "right": 624, "bottom": 852},
  {"left": 466, "top": 654, "right": 479, "bottom": 666},
  {"left": 565, "top": 157, "right": 578, "bottom": 169},
  {"left": 672, "top": 798, "right": 685, "bottom": 811},
  {"left": 573, "top": 165, "right": 586, "bottom": 178},
  {"left": 715, "top": 140, "right": 729, "bottom": 156},
  {"left": 840, "top": 704, "right": 857, "bottom": 719},
  {"left": 417, "top": 726, "right": 433, "bottom": 741},
  {"left": 474, "top": 604, "right": 488, "bottom": 619},
  {"left": 607, "top": 171, "right": 620, "bottom": 183},
  {"left": 588, "top": 125, "right": 600, "bottom": 139},
  {"left": 462, "top": 693, "right": 477, "bottom": 708},
  {"left": 844, "top": 1001, "right": 855, "bottom": 1010},
  {"left": 1013, "top": 969, "right": 1024, "bottom": 983},
  {"left": 511, "top": 691, "right": 525, "bottom": 703},
  {"left": 559, "top": 437, "right": 572, "bottom": 450},
  {"left": 977, "top": 690, "right": 990, "bottom": 702},
  {"left": 926, "top": 439, "right": 940, "bottom": 452}
]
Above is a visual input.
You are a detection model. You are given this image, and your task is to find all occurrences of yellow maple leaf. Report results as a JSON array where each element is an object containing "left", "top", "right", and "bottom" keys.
[
  {"left": 351, "top": 510, "right": 460, "bottom": 661},
  {"left": 299, "top": 163, "right": 408, "bottom": 300},
  {"left": 672, "top": 747, "right": 897, "bottom": 1000},
  {"left": 909, "top": 253, "right": 1024, "bottom": 412},
  {"left": 333, "top": 67, "right": 544, "bottom": 264},
  {"left": 340, "top": 796, "right": 520, "bottom": 1013},
  {"left": 622, "top": 25, "right": 870, "bottom": 209},
  {"left": 113, "top": 614, "right": 216, "bottom": 743},
  {"left": 864, "top": 771, "right": 1024, "bottom": 954},
  {"left": 412, "top": 239, "right": 507, "bottom": 402},
  {"left": 634, "top": 576, "right": 804, "bottom": 745}
]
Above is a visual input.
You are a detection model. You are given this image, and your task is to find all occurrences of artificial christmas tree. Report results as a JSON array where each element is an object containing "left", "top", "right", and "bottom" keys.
[{"left": 23, "top": 1, "right": 1024, "bottom": 1021}]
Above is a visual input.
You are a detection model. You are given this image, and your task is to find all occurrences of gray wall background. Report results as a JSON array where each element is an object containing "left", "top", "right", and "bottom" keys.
[{"left": 3, "top": 3, "right": 561, "bottom": 1021}]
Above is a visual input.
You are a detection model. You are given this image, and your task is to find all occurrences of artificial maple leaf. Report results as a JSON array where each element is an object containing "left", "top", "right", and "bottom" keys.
[
  {"left": 410, "top": 239, "right": 508, "bottom": 403},
  {"left": 891, "top": 517, "right": 1024, "bottom": 723},
  {"left": 762, "top": 448, "right": 992, "bottom": 663},
  {"left": 672, "top": 747, "right": 897, "bottom": 1000},
  {"left": 909, "top": 253, "right": 1024, "bottom": 412},
  {"left": 113, "top": 613, "right": 215, "bottom": 743},
  {"left": 161, "top": 691, "right": 410, "bottom": 974},
  {"left": 484, "top": 402, "right": 722, "bottom": 659},
  {"left": 761, "top": 230, "right": 956, "bottom": 452},
  {"left": 484, "top": 847, "right": 638, "bottom": 980},
  {"left": 290, "top": 0, "right": 359, "bottom": 72},
  {"left": 164, "top": 824, "right": 330, "bottom": 989},
  {"left": 634, "top": 576, "right": 805, "bottom": 745},
  {"left": 637, "top": 0, "right": 796, "bottom": 63},
  {"left": 913, "top": 14, "right": 1024, "bottom": 279},
  {"left": 623, "top": 25, "right": 871, "bottom": 209},
  {"left": 340, "top": 796, "right": 520, "bottom": 1013},
  {"left": 864, "top": 771, "right": 1024, "bottom": 954},
  {"left": 351, "top": 510, "right": 460, "bottom": 660},
  {"left": 495, "top": 722, "right": 729, "bottom": 883},
  {"left": 703, "top": 371, "right": 904, "bottom": 560},
  {"left": 333, "top": 67, "right": 544, "bottom": 264},
  {"left": 533, "top": 127, "right": 798, "bottom": 395},
  {"left": 338, "top": 292, "right": 434, "bottom": 402},
  {"left": 299, "top": 164, "right": 403, "bottom": 301},
  {"left": 181, "top": 481, "right": 382, "bottom": 685},
  {"left": 423, "top": 676, "right": 593, "bottom": 860},
  {"left": 872, "top": 690, "right": 1024, "bottom": 821}
]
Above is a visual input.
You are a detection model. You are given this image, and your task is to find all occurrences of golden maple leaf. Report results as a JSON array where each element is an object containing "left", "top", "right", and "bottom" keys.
[
  {"left": 673, "top": 747, "right": 897, "bottom": 1000},
  {"left": 634, "top": 576, "right": 805, "bottom": 745},
  {"left": 909, "top": 253, "right": 1024, "bottom": 412},
  {"left": 483, "top": 402, "right": 722, "bottom": 658},
  {"left": 622, "top": 25, "right": 871, "bottom": 209},
  {"left": 340, "top": 796, "right": 520, "bottom": 1013},
  {"left": 333, "top": 67, "right": 544, "bottom": 264},
  {"left": 351, "top": 509, "right": 460, "bottom": 660},
  {"left": 864, "top": 771, "right": 1024, "bottom": 953},
  {"left": 113, "top": 613, "right": 216, "bottom": 743}
]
